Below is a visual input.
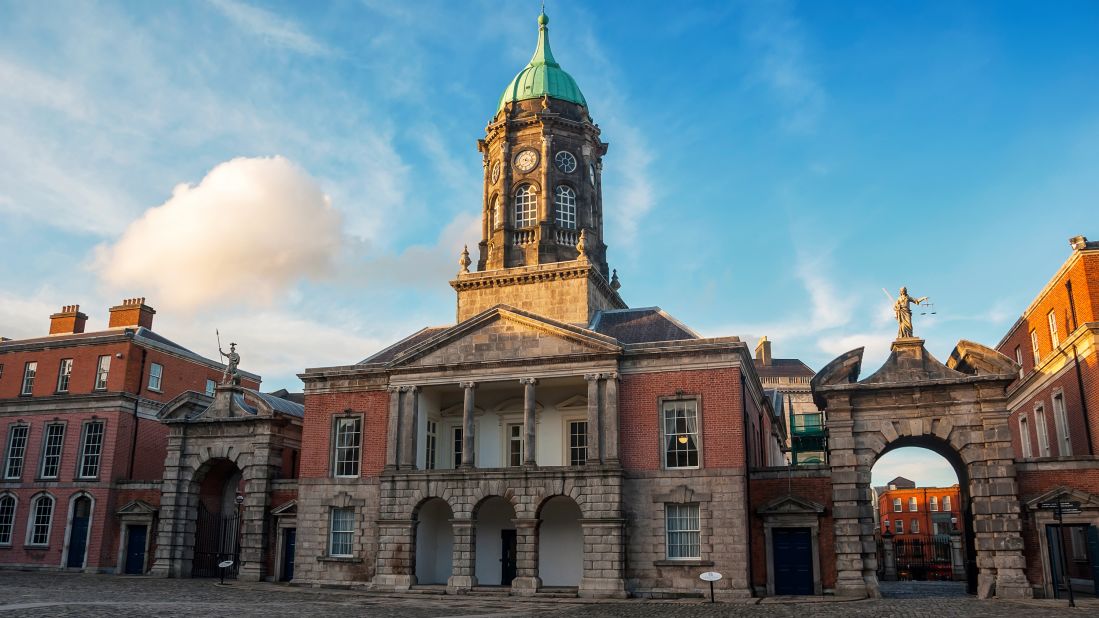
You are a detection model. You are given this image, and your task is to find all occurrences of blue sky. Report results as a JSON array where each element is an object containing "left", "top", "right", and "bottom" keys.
[{"left": 1, "top": 1, "right": 1096, "bottom": 483}]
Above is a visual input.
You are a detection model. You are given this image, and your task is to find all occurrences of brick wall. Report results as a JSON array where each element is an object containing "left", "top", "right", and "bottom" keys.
[
  {"left": 300, "top": 391, "right": 389, "bottom": 479},
  {"left": 875, "top": 486, "right": 962, "bottom": 537},
  {"left": 1015, "top": 463, "right": 1099, "bottom": 587},
  {"left": 748, "top": 472, "right": 836, "bottom": 592}
]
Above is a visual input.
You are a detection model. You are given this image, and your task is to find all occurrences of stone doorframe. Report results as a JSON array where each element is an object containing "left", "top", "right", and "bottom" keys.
[
  {"left": 271, "top": 500, "right": 297, "bottom": 582},
  {"left": 812, "top": 338, "right": 1031, "bottom": 600},
  {"left": 757, "top": 495, "right": 825, "bottom": 596},
  {"left": 1025, "top": 486, "right": 1099, "bottom": 598},
  {"left": 115, "top": 500, "right": 157, "bottom": 575}
]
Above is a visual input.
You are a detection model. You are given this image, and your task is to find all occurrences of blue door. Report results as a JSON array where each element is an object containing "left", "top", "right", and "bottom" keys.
[
  {"left": 66, "top": 497, "right": 91, "bottom": 569},
  {"left": 280, "top": 528, "right": 296, "bottom": 582},
  {"left": 773, "top": 527, "right": 814, "bottom": 595},
  {"left": 125, "top": 525, "right": 148, "bottom": 575}
]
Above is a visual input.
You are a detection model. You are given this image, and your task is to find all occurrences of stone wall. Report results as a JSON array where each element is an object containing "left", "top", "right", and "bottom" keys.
[
  {"left": 748, "top": 467, "right": 835, "bottom": 593},
  {"left": 451, "top": 262, "right": 624, "bottom": 324},
  {"left": 291, "top": 477, "right": 380, "bottom": 585}
]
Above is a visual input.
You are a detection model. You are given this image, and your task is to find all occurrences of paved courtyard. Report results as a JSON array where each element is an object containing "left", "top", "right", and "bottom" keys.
[{"left": 0, "top": 572, "right": 1092, "bottom": 617}]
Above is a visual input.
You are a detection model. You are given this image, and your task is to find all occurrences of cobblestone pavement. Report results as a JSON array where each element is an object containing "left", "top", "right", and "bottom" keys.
[{"left": 0, "top": 572, "right": 1093, "bottom": 617}]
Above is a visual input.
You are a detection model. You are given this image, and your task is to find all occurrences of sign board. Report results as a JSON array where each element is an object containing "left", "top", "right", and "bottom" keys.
[
  {"left": 218, "top": 560, "right": 235, "bottom": 568},
  {"left": 699, "top": 571, "right": 722, "bottom": 582},
  {"left": 1037, "top": 501, "right": 1081, "bottom": 510}
]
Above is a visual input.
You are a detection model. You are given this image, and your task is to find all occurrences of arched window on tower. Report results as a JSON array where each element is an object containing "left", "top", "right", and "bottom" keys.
[
  {"left": 490, "top": 195, "right": 501, "bottom": 229},
  {"left": 514, "top": 185, "right": 537, "bottom": 228},
  {"left": 554, "top": 185, "right": 577, "bottom": 229}
]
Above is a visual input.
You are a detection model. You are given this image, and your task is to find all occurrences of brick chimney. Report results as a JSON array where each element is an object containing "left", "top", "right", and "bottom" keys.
[
  {"left": 755, "top": 336, "right": 772, "bottom": 366},
  {"left": 49, "top": 304, "right": 88, "bottom": 335},
  {"left": 108, "top": 297, "right": 156, "bottom": 330}
]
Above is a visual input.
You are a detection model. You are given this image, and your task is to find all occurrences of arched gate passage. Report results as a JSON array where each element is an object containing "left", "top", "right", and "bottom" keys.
[{"left": 812, "top": 338, "right": 1031, "bottom": 599}]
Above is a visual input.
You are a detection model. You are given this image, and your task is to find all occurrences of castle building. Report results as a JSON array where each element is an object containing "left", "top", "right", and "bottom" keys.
[{"left": 291, "top": 12, "right": 787, "bottom": 599}]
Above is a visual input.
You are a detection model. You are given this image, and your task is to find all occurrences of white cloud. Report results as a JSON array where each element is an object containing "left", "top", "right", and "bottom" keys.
[
  {"left": 817, "top": 331, "right": 894, "bottom": 371},
  {"left": 207, "top": 0, "right": 330, "bottom": 56},
  {"left": 0, "top": 58, "right": 89, "bottom": 120},
  {"left": 94, "top": 156, "right": 342, "bottom": 311}
]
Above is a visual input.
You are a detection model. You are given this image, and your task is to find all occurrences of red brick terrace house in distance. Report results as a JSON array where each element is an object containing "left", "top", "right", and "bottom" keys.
[
  {"left": 996, "top": 235, "right": 1099, "bottom": 598},
  {"left": 0, "top": 298, "right": 259, "bottom": 575}
]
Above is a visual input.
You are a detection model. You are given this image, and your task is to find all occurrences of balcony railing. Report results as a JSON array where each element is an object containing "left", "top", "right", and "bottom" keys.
[{"left": 792, "top": 412, "right": 824, "bottom": 435}]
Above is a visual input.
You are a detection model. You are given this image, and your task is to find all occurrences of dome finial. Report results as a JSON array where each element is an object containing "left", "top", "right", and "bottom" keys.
[{"left": 539, "top": 1, "right": 548, "bottom": 26}]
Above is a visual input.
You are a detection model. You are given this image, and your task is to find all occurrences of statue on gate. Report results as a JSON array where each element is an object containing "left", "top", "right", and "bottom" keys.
[{"left": 890, "top": 286, "right": 929, "bottom": 339}]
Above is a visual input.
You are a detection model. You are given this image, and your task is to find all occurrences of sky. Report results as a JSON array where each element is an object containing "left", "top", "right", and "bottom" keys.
[{"left": 1, "top": 1, "right": 1097, "bottom": 481}]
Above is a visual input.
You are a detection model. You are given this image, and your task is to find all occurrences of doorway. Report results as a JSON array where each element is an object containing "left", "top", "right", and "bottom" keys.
[
  {"left": 125, "top": 525, "right": 148, "bottom": 575},
  {"left": 501, "top": 529, "right": 517, "bottom": 585},
  {"left": 1046, "top": 523, "right": 1099, "bottom": 598},
  {"left": 773, "top": 527, "right": 813, "bottom": 595},
  {"left": 280, "top": 528, "right": 296, "bottom": 582},
  {"left": 66, "top": 496, "right": 92, "bottom": 569}
]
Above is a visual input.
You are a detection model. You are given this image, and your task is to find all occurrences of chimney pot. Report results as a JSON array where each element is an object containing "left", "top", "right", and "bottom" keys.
[
  {"left": 49, "top": 304, "right": 88, "bottom": 336},
  {"left": 108, "top": 297, "right": 156, "bottom": 330}
]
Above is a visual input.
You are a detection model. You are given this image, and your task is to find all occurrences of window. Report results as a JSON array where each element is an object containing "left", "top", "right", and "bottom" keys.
[
  {"left": 452, "top": 427, "right": 463, "bottom": 466},
  {"left": 205, "top": 379, "right": 217, "bottom": 397},
  {"left": 0, "top": 494, "right": 14, "bottom": 545},
  {"left": 328, "top": 508, "right": 354, "bottom": 557},
  {"left": 908, "top": 497, "right": 918, "bottom": 512},
  {"left": 554, "top": 185, "right": 577, "bottom": 229},
  {"left": 491, "top": 196, "right": 501, "bottom": 229},
  {"left": 1048, "top": 310, "right": 1059, "bottom": 348},
  {"left": 911, "top": 519, "right": 919, "bottom": 534},
  {"left": 1030, "top": 330, "right": 1040, "bottom": 366},
  {"left": 893, "top": 498, "right": 902, "bottom": 512},
  {"left": 38, "top": 423, "right": 66, "bottom": 479},
  {"left": 665, "top": 503, "right": 701, "bottom": 559},
  {"left": 148, "top": 363, "right": 163, "bottom": 391},
  {"left": 56, "top": 359, "right": 73, "bottom": 393},
  {"left": 27, "top": 494, "right": 54, "bottom": 546},
  {"left": 3, "top": 425, "right": 29, "bottom": 479},
  {"left": 94, "top": 355, "right": 111, "bottom": 390},
  {"left": 425, "top": 420, "right": 437, "bottom": 470},
  {"left": 1052, "top": 392, "right": 1072, "bottom": 456},
  {"left": 884, "top": 519, "right": 890, "bottom": 533},
  {"left": 896, "top": 519, "right": 903, "bottom": 534},
  {"left": 1014, "top": 346, "right": 1024, "bottom": 379},
  {"left": 332, "top": 417, "right": 361, "bottom": 477},
  {"left": 77, "top": 421, "right": 105, "bottom": 479},
  {"left": 943, "top": 496, "right": 952, "bottom": 511},
  {"left": 1035, "top": 404, "right": 1051, "bottom": 457},
  {"left": 21, "top": 361, "right": 37, "bottom": 395},
  {"left": 507, "top": 423, "right": 524, "bottom": 467},
  {"left": 514, "top": 184, "right": 537, "bottom": 228},
  {"left": 568, "top": 420, "right": 588, "bottom": 466},
  {"left": 930, "top": 496, "right": 938, "bottom": 511},
  {"left": 1019, "top": 413, "right": 1033, "bottom": 458},
  {"left": 663, "top": 399, "right": 699, "bottom": 468}
]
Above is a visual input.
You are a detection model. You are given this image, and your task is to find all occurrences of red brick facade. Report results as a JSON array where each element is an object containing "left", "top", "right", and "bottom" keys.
[
  {"left": 749, "top": 473, "right": 836, "bottom": 591},
  {"left": 876, "top": 486, "right": 962, "bottom": 538}
]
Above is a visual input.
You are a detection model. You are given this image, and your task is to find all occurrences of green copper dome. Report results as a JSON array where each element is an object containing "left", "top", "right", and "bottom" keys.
[{"left": 497, "top": 12, "right": 587, "bottom": 113}]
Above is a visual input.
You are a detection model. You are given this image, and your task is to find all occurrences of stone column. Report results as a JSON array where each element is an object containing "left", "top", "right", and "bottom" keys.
[
  {"left": 521, "top": 378, "right": 538, "bottom": 466},
  {"left": 601, "top": 372, "right": 619, "bottom": 464},
  {"left": 385, "top": 386, "right": 400, "bottom": 470},
  {"left": 448, "top": 519, "right": 477, "bottom": 592},
  {"left": 585, "top": 374, "right": 602, "bottom": 463},
  {"left": 882, "top": 533, "right": 897, "bottom": 581},
  {"left": 578, "top": 518, "right": 627, "bottom": 598},
  {"left": 460, "top": 382, "right": 477, "bottom": 468},
  {"left": 373, "top": 519, "right": 417, "bottom": 590},
  {"left": 149, "top": 428, "right": 193, "bottom": 578},
  {"left": 238, "top": 450, "right": 275, "bottom": 582},
  {"left": 399, "top": 386, "right": 419, "bottom": 469},
  {"left": 510, "top": 518, "right": 541, "bottom": 595},
  {"left": 949, "top": 531, "right": 964, "bottom": 581},
  {"left": 826, "top": 403, "right": 879, "bottom": 598}
]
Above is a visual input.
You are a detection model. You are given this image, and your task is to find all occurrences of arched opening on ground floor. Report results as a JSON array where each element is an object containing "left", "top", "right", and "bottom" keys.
[
  {"left": 63, "top": 493, "right": 94, "bottom": 569},
  {"left": 474, "top": 496, "right": 517, "bottom": 586},
  {"left": 537, "top": 495, "right": 582, "bottom": 587},
  {"left": 414, "top": 498, "right": 454, "bottom": 585},
  {"left": 871, "top": 438, "right": 974, "bottom": 597},
  {"left": 191, "top": 458, "right": 243, "bottom": 578}
]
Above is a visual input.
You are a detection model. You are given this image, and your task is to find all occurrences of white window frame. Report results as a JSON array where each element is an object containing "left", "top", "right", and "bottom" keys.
[
  {"left": 1052, "top": 391, "right": 1072, "bottom": 456},
  {"left": 26, "top": 493, "right": 54, "bottom": 547},
  {"left": 56, "top": 358, "right": 73, "bottom": 393},
  {"left": 450, "top": 424, "right": 464, "bottom": 468},
  {"left": 893, "top": 498, "right": 902, "bottom": 512},
  {"left": 0, "top": 493, "right": 15, "bottom": 546},
  {"left": 911, "top": 519, "right": 919, "bottom": 534},
  {"left": 490, "top": 195, "right": 501, "bottom": 229},
  {"left": 943, "top": 496, "right": 952, "bottom": 512},
  {"left": 425, "top": 419, "right": 438, "bottom": 470},
  {"left": 884, "top": 519, "right": 890, "bottom": 533},
  {"left": 3, "top": 425, "right": 30, "bottom": 480},
  {"left": 94, "top": 355, "right": 111, "bottom": 391},
  {"left": 554, "top": 185, "right": 577, "bottom": 229},
  {"left": 1019, "top": 413, "right": 1033, "bottom": 458},
  {"left": 148, "top": 363, "right": 163, "bottom": 391},
  {"left": 564, "top": 417, "right": 588, "bottom": 466},
  {"left": 662, "top": 398, "right": 701, "bottom": 469},
  {"left": 332, "top": 416, "right": 362, "bottom": 478},
  {"left": 21, "top": 361, "right": 37, "bottom": 395},
  {"left": 328, "top": 507, "right": 354, "bottom": 557},
  {"left": 77, "top": 421, "right": 105, "bottom": 479},
  {"left": 896, "top": 518, "right": 904, "bottom": 534},
  {"left": 908, "top": 497, "right": 918, "bottom": 512},
  {"left": 930, "top": 496, "right": 938, "bottom": 511},
  {"left": 664, "top": 503, "right": 701, "bottom": 560},
  {"left": 504, "top": 421, "right": 524, "bottom": 468},
  {"left": 1035, "top": 403, "right": 1051, "bottom": 457},
  {"left": 205, "top": 379, "right": 217, "bottom": 397},
  {"left": 1048, "top": 310, "right": 1059, "bottom": 348},
  {"left": 514, "top": 184, "right": 537, "bottom": 228},
  {"left": 1014, "top": 346, "right": 1024, "bottom": 379},
  {"left": 1031, "top": 330, "right": 1041, "bottom": 366},
  {"left": 38, "top": 423, "right": 66, "bottom": 479}
]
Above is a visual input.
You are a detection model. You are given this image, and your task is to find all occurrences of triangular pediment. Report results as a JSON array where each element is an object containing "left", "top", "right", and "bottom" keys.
[
  {"left": 117, "top": 499, "right": 158, "bottom": 516},
  {"left": 757, "top": 494, "right": 826, "bottom": 515},
  {"left": 1026, "top": 486, "right": 1099, "bottom": 511},
  {"left": 388, "top": 305, "right": 621, "bottom": 368},
  {"left": 271, "top": 499, "right": 297, "bottom": 516}
]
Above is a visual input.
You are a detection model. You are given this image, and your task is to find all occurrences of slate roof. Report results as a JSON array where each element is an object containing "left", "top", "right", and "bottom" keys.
[
  {"left": 359, "top": 327, "right": 449, "bottom": 365},
  {"left": 231, "top": 389, "right": 304, "bottom": 418},
  {"left": 754, "top": 357, "right": 815, "bottom": 378},
  {"left": 588, "top": 307, "right": 699, "bottom": 344}
]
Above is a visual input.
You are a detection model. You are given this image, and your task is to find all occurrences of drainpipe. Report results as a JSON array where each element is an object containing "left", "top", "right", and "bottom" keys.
[
  {"left": 128, "top": 347, "right": 147, "bottom": 480},
  {"left": 1064, "top": 280, "right": 1095, "bottom": 455}
]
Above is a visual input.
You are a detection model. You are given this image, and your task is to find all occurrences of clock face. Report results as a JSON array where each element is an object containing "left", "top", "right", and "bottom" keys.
[
  {"left": 515, "top": 149, "right": 539, "bottom": 173},
  {"left": 554, "top": 151, "right": 577, "bottom": 173},
  {"left": 589, "top": 163, "right": 596, "bottom": 185},
  {"left": 491, "top": 162, "right": 501, "bottom": 184}
]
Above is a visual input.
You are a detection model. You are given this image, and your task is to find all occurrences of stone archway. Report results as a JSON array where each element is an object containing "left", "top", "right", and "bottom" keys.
[
  {"left": 414, "top": 498, "right": 454, "bottom": 585},
  {"left": 812, "top": 337, "right": 1031, "bottom": 599}
]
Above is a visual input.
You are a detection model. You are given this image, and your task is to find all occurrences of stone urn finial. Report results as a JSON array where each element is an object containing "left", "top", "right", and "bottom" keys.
[
  {"left": 576, "top": 229, "right": 589, "bottom": 262},
  {"left": 459, "top": 245, "right": 471, "bottom": 274},
  {"left": 611, "top": 268, "right": 621, "bottom": 290}
]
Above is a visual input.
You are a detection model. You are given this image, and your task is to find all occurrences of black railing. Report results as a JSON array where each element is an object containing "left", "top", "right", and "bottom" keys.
[{"left": 192, "top": 504, "right": 240, "bottom": 578}]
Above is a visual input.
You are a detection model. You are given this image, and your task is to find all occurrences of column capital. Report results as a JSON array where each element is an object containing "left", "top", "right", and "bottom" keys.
[
  {"left": 387, "top": 385, "right": 401, "bottom": 393},
  {"left": 406, "top": 385, "right": 420, "bottom": 394},
  {"left": 399, "top": 385, "right": 412, "bottom": 392},
  {"left": 519, "top": 377, "right": 538, "bottom": 385},
  {"left": 600, "top": 372, "right": 619, "bottom": 380},
  {"left": 584, "top": 373, "right": 601, "bottom": 382},
  {"left": 459, "top": 381, "right": 477, "bottom": 390}
]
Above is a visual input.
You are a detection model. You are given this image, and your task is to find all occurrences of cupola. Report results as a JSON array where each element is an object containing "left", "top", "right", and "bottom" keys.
[{"left": 497, "top": 12, "right": 587, "bottom": 113}]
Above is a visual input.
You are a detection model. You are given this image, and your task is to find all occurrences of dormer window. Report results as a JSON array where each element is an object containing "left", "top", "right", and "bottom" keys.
[
  {"left": 514, "top": 184, "right": 537, "bottom": 228},
  {"left": 554, "top": 185, "right": 576, "bottom": 229}
]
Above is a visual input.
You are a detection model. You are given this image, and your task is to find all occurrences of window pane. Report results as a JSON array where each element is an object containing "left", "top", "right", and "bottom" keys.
[
  {"left": 0, "top": 496, "right": 14, "bottom": 545},
  {"left": 95, "top": 356, "right": 111, "bottom": 390},
  {"left": 329, "top": 508, "right": 354, "bottom": 556},
  {"left": 22, "top": 362, "right": 37, "bottom": 395},
  {"left": 453, "top": 427, "right": 463, "bottom": 465},
  {"left": 334, "top": 417, "right": 361, "bottom": 477},
  {"left": 514, "top": 185, "right": 537, "bottom": 228},
  {"left": 569, "top": 420, "right": 587, "bottom": 466},
  {"left": 149, "top": 363, "right": 163, "bottom": 390},
  {"left": 665, "top": 503, "right": 701, "bottom": 559},
  {"left": 663, "top": 400, "right": 699, "bottom": 469},
  {"left": 79, "top": 422, "right": 105, "bottom": 478},
  {"left": 30, "top": 497, "right": 53, "bottom": 545},
  {"left": 4, "top": 426, "right": 29, "bottom": 479},
  {"left": 554, "top": 185, "right": 577, "bottom": 229},
  {"left": 40, "top": 424, "right": 65, "bottom": 479},
  {"left": 57, "top": 359, "right": 73, "bottom": 392}
]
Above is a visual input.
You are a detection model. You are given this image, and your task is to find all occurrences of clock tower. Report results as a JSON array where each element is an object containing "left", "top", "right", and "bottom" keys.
[{"left": 451, "top": 11, "right": 626, "bottom": 324}]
